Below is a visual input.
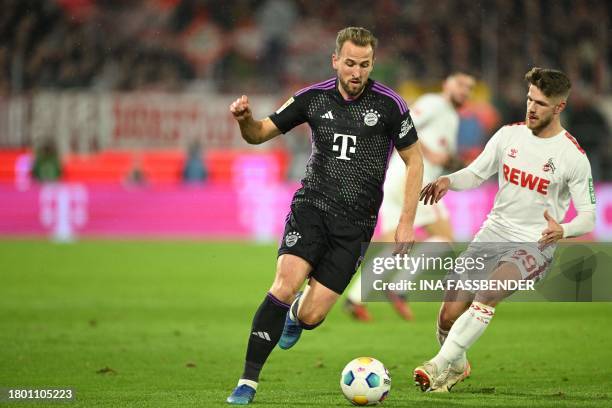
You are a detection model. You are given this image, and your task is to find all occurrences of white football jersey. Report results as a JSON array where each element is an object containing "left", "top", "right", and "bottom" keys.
[
  {"left": 412, "top": 93, "right": 460, "bottom": 183},
  {"left": 384, "top": 94, "right": 459, "bottom": 205},
  {"left": 468, "top": 123, "right": 596, "bottom": 242}
]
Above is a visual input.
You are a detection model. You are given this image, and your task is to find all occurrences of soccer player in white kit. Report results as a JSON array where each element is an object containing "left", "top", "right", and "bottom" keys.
[
  {"left": 413, "top": 67, "right": 596, "bottom": 392},
  {"left": 345, "top": 72, "right": 475, "bottom": 321}
]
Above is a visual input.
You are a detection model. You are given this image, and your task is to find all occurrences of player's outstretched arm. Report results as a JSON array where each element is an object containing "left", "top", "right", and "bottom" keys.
[
  {"left": 421, "top": 126, "right": 503, "bottom": 203},
  {"left": 419, "top": 176, "right": 450, "bottom": 206},
  {"left": 229, "top": 95, "right": 282, "bottom": 144},
  {"left": 394, "top": 142, "right": 424, "bottom": 254},
  {"left": 420, "top": 167, "right": 485, "bottom": 205}
]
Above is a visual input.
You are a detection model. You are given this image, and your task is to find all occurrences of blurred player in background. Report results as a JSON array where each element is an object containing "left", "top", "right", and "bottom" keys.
[
  {"left": 345, "top": 72, "right": 476, "bottom": 321},
  {"left": 226, "top": 27, "right": 423, "bottom": 404},
  {"left": 414, "top": 67, "right": 596, "bottom": 392}
]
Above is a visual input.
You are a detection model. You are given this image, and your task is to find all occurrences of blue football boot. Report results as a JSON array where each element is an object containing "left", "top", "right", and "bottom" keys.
[
  {"left": 226, "top": 384, "right": 256, "bottom": 405},
  {"left": 278, "top": 291, "right": 303, "bottom": 350}
]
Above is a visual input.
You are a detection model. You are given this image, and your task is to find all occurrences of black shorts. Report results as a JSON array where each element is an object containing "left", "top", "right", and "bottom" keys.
[{"left": 278, "top": 204, "right": 374, "bottom": 294}]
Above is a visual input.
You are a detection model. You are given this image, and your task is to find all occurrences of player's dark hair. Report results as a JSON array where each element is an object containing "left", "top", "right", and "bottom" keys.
[
  {"left": 335, "top": 27, "right": 378, "bottom": 55},
  {"left": 524, "top": 67, "right": 571, "bottom": 99}
]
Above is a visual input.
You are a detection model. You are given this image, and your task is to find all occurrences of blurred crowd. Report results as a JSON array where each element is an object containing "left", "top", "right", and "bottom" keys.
[
  {"left": 1, "top": 0, "right": 609, "bottom": 93},
  {"left": 1, "top": 0, "right": 611, "bottom": 177},
  {"left": 0, "top": 0, "right": 195, "bottom": 92}
]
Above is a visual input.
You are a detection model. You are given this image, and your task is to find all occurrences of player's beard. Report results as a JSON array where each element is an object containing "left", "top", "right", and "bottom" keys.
[
  {"left": 339, "top": 76, "right": 366, "bottom": 98},
  {"left": 526, "top": 112, "right": 553, "bottom": 134}
]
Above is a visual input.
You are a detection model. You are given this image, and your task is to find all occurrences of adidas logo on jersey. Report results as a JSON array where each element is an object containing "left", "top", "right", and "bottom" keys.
[
  {"left": 252, "top": 331, "right": 271, "bottom": 341},
  {"left": 321, "top": 111, "right": 334, "bottom": 120}
]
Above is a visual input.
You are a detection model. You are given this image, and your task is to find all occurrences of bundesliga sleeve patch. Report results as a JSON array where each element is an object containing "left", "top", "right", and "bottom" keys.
[
  {"left": 275, "top": 97, "right": 294, "bottom": 114},
  {"left": 398, "top": 117, "right": 414, "bottom": 139},
  {"left": 589, "top": 178, "right": 596, "bottom": 204}
]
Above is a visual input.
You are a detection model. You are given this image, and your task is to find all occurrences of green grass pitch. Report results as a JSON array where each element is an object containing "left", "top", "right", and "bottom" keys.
[{"left": 1, "top": 240, "right": 611, "bottom": 407}]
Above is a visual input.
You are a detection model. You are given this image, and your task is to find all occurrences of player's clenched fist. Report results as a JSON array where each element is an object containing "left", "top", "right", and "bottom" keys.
[
  {"left": 229, "top": 95, "right": 252, "bottom": 121},
  {"left": 419, "top": 176, "right": 450, "bottom": 205}
]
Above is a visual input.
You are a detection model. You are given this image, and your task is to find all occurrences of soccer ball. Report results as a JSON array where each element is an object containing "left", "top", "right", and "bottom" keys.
[{"left": 340, "top": 357, "right": 391, "bottom": 405}]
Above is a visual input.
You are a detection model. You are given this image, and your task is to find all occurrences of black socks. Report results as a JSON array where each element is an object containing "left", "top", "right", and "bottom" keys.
[{"left": 242, "top": 292, "right": 290, "bottom": 382}]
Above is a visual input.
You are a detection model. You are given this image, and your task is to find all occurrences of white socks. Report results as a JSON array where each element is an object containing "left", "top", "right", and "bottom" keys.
[
  {"left": 432, "top": 302, "right": 495, "bottom": 371},
  {"left": 436, "top": 323, "right": 449, "bottom": 346},
  {"left": 437, "top": 322, "right": 467, "bottom": 371},
  {"left": 288, "top": 295, "right": 301, "bottom": 322},
  {"left": 238, "top": 379, "right": 258, "bottom": 390},
  {"left": 346, "top": 273, "right": 363, "bottom": 304}
]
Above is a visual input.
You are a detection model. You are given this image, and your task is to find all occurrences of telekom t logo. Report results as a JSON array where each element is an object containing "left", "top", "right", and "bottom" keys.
[
  {"left": 332, "top": 133, "right": 357, "bottom": 160},
  {"left": 40, "top": 183, "right": 88, "bottom": 242}
]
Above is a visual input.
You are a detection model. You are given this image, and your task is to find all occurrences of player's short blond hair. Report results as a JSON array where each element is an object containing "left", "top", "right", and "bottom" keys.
[
  {"left": 335, "top": 27, "right": 378, "bottom": 55},
  {"left": 525, "top": 67, "right": 571, "bottom": 100}
]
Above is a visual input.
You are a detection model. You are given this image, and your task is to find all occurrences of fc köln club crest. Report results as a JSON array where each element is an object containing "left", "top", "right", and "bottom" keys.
[{"left": 543, "top": 158, "right": 556, "bottom": 173}]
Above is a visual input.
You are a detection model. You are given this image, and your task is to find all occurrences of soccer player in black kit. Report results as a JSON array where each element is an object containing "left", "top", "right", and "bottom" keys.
[{"left": 227, "top": 27, "right": 423, "bottom": 404}]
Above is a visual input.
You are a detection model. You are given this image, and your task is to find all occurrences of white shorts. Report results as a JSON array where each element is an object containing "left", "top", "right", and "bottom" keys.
[
  {"left": 456, "top": 227, "right": 555, "bottom": 283},
  {"left": 380, "top": 199, "right": 449, "bottom": 234}
]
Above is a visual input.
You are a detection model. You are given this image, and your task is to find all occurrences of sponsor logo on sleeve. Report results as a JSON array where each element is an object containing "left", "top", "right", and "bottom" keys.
[
  {"left": 589, "top": 177, "right": 596, "bottom": 204},
  {"left": 276, "top": 97, "right": 294, "bottom": 114},
  {"left": 398, "top": 117, "right": 414, "bottom": 139}
]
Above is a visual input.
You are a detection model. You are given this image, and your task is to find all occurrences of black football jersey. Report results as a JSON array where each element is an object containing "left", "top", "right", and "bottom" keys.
[{"left": 269, "top": 77, "right": 418, "bottom": 229}]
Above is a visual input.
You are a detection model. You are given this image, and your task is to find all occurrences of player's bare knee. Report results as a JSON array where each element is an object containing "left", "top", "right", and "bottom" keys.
[
  {"left": 269, "top": 281, "right": 298, "bottom": 304},
  {"left": 296, "top": 309, "right": 326, "bottom": 329},
  {"left": 272, "top": 256, "right": 310, "bottom": 297},
  {"left": 269, "top": 271, "right": 301, "bottom": 303}
]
